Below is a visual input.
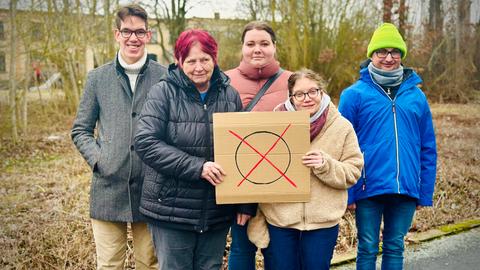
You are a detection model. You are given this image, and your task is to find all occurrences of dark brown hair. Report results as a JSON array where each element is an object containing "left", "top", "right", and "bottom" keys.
[
  {"left": 287, "top": 69, "right": 327, "bottom": 95},
  {"left": 115, "top": 4, "right": 148, "bottom": 30},
  {"left": 241, "top": 21, "right": 276, "bottom": 44}
]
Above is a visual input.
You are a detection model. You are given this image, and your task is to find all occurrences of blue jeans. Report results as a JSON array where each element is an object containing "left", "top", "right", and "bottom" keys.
[
  {"left": 148, "top": 223, "right": 229, "bottom": 270},
  {"left": 228, "top": 223, "right": 272, "bottom": 270},
  {"left": 355, "top": 195, "right": 417, "bottom": 270},
  {"left": 265, "top": 223, "right": 339, "bottom": 270}
]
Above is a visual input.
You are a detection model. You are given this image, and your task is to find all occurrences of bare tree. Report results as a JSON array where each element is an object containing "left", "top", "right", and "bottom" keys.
[
  {"left": 302, "top": 0, "right": 310, "bottom": 67},
  {"left": 398, "top": 0, "right": 407, "bottom": 36},
  {"left": 237, "top": 0, "right": 270, "bottom": 21},
  {"left": 104, "top": 0, "right": 115, "bottom": 59},
  {"left": 429, "top": 0, "right": 443, "bottom": 33},
  {"left": 454, "top": 0, "right": 472, "bottom": 101},
  {"left": 149, "top": 0, "right": 193, "bottom": 63},
  {"left": 269, "top": 0, "right": 277, "bottom": 27},
  {"left": 383, "top": 0, "right": 393, "bottom": 23},
  {"left": 22, "top": 54, "right": 30, "bottom": 135},
  {"left": 9, "top": 0, "right": 18, "bottom": 142}
]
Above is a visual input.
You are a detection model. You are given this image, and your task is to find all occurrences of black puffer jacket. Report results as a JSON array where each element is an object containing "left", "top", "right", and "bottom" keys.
[{"left": 135, "top": 64, "right": 253, "bottom": 233}]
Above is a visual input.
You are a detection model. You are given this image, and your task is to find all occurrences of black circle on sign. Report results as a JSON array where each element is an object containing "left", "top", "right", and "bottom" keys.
[{"left": 234, "top": 131, "right": 292, "bottom": 185}]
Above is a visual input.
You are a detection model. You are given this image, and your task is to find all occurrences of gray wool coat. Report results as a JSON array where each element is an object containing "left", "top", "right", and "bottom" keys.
[{"left": 71, "top": 57, "right": 167, "bottom": 222}]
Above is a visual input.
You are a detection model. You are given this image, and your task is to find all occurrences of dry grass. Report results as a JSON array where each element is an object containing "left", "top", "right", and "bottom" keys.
[
  {"left": 413, "top": 104, "right": 480, "bottom": 228},
  {"left": 1, "top": 94, "right": 479, "bottom": 269},
  {"left": 1, "top": 94, "right": 96, "bottom": 269}
]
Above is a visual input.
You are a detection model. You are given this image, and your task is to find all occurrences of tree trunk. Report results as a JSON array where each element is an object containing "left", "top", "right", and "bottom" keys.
[
  {"left": 428, "top": 0, "right": 443, "bottom": 33},
  {"left": 398, "top": 0, "right": 407, "bottom": 37},
  {"left": 270, "top": 0, "right": 277, "bottom": 28},
  {"left": 65, "top": 57, "right": 80, "bottom": 112},
  {"left": 383, "top": 0, "right": 393, "bottom": 23},
  {"left": 302, "top": 0, "right": 310, "bottom": 67},
  {"left": 287, "top": 0, "right": 299, "bottom": 70},
  {"left": 9, "top": 0, "right": 18, "bottom": 142},
  {"left": 428, "top": 0, "right": 443, "bottom": 47},
  {"left": 104, "top": 0, "right": 114, "bottom": 60},
  {"left": 22, "top": 55, "right": 31, "bottom": 134},
  {"left": 454, "top": 0, "right": 471, "bottom": 102}
]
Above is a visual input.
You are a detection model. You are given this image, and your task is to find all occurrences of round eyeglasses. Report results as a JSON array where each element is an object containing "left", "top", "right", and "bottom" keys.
[
  {"left": 375, "top": 49, "right": 401, "bottom": 59},
  {"left": 290, "top": 88, "right": 321, "bottom": 101},
  {"left": 119, "top": 29, "right": 148, "bottom": 39}
]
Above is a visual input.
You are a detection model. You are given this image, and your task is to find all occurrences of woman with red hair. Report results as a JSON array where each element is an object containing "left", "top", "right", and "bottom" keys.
[{"left": 134, "top": 29, "right": 255, "bottom": 270}]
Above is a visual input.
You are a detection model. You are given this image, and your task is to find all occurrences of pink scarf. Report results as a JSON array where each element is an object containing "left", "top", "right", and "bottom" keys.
[
  {"left": 276, "top": 103, "right": 329, "bottom": 141},
  {"left": 238, "top": 59, "right": 281, "bottom": 80}
]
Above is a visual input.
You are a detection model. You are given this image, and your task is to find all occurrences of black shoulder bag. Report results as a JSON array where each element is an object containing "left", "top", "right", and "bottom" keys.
[{"left": 243, "top": 69, "right": 284, "bottom": 112}]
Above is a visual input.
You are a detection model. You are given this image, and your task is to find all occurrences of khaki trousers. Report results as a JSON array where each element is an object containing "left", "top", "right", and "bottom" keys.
[{"left": 91, "top": 219, "right": 158, "bottom": 270}]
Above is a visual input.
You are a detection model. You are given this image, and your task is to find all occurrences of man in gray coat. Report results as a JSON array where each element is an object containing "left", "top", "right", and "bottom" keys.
[{"left": 71, "top": 4, "right": 166, "bottom": 269}]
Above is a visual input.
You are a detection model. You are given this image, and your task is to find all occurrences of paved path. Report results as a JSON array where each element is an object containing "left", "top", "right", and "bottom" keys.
[{"left": 332, "top": 227, "right": 480, "bottom": 270}]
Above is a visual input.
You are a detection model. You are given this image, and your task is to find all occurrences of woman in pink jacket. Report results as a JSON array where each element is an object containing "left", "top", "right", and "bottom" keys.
[{"left": 225, "top": 21, "right": 291, "bottom": 270}]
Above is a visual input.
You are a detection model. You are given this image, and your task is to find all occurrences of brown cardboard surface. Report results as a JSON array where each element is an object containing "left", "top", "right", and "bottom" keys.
[{"left": 213, "top": 111, "right": 311, "bottom": 204}]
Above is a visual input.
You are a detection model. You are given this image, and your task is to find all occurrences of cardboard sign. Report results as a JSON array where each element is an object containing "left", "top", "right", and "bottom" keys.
[{"left": 213, "top": 111, "right": 311, "bottom": 204}]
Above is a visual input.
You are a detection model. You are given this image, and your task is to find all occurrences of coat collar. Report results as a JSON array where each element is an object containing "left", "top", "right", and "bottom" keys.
[
  {"left": 358, "top": 59, "right": 422, "bottom": 94},
  {"left": 114, "top": 55, "right": 151, "bottom": 99},
  {"left": 310, "top": 102, "right": 340, "bottom": 143},
  {"left": 115, "top": 55, "right": 150, "bottom": 76},
  {"left": 164, "top": 63, "right": 230, "bottom": 100}
]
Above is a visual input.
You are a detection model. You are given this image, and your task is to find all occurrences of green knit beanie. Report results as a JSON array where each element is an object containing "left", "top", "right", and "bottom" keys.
[{"left": 367, "top": 23, "right": 407, "bottom": 60}]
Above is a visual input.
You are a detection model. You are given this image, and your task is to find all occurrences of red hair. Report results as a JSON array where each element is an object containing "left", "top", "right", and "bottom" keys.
[{"left": 174, "top": 29, "right": 218, "bottom": 65}]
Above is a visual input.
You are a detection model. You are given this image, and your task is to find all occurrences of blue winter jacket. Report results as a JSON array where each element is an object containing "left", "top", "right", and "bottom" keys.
[{"left": 338, "top": 63, "right": 437, "bottom": 206}]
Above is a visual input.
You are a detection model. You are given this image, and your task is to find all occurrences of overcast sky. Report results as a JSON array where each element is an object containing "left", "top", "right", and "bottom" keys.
[
  {"left": 186, "top": 0, "right": 240, "bottom": 19},
  {"left": 182, "top": 0, "right": 480, "bottom": 23}
]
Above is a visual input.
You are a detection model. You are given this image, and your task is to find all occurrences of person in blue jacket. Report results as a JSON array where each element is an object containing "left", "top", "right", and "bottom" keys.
[{"left": 338, "top": 23, "right": 437, "bottom": 270}]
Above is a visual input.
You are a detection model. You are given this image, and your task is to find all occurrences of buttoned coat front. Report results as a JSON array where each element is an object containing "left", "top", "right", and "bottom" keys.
[{"left": 71, "top": 57, "right": 167, "bottom": 222}]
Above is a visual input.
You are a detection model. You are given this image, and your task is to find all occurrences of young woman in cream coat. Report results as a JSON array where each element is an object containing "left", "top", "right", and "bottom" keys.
[{"left": 247, "top": 69, "right": 364, "bottom": 270}]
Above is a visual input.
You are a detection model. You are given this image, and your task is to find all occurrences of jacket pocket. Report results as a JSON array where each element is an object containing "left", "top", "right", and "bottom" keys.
[
  {"left": 157, "top": 180, "right": 169, "bottom": 201},
  {"left": 94, "top": 135, "right": 112, "bottom": 176},
  {"left": 157, "top": 177, "right": 176, "bottom": 203}
]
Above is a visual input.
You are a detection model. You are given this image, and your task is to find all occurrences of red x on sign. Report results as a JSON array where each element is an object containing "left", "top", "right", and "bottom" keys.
[{"left": 228, "top": 124, "right": 297, "bottom": 188}]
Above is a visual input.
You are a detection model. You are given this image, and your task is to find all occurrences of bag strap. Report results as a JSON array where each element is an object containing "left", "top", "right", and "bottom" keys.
[{"left": 244, "top": 69, "right": 284, "bottom": 112}]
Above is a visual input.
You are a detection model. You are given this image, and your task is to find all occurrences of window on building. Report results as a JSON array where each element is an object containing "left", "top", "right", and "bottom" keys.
[
  {"left": 0, "top": 52, "right": 6, "bottom": 72},
  {"left": 0, "top": 22, "right": 4, "bottom": 40}
]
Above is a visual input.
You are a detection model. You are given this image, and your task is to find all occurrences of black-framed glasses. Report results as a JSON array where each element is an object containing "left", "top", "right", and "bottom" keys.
[
  {"left": 119, "top": 29, "right": 148, "bottom": 38},
  {"left": 375, "top": 48, "right": 402, "bottom": 59},
  {"left": 290, "top": 88, "right": 321, "bottom": 101}
]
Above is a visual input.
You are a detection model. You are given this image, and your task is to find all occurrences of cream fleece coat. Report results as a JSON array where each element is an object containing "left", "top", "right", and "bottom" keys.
[{"left": 247, "top": 103, "right": 364, "bottom": 248}]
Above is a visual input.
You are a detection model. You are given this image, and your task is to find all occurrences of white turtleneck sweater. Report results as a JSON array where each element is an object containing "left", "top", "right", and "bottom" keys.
[{"left": 117, "top": 49, "right": 148, "bottom": 93}]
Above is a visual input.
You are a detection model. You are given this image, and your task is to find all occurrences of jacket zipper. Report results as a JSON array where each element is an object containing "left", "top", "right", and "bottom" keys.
[
  {"left": 362, "top": 151, "right": 366, "bottom": 191},
  {"left": 200, "top": 101, "right": 210, "bottom": 233},
  {"left": 392, "top": 102, "right": 401, "bottom": 193},
  {"left": 369, "top": 73, "right": 401, "bottom": 194}
]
